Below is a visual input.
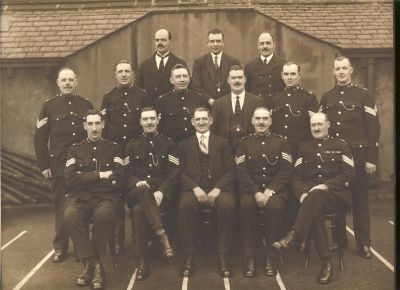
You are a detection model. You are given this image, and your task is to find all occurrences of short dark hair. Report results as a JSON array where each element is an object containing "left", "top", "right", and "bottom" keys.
[
  {"left": 84, "top": 109, "right": 102, "bottom": 122},
  {"left": 282, "top": 61, "right": 300, "bottom": 73},
  {"left": 208, "top": 28, "right": 224, "bottom": 40},
  {"left": 228, "top": 64, "right": 244, "bottom": 73},
  {"left": 334, "top": 56, "right": 352, "bottom": 67},
  {"left": 171, "top": 63, "right": 189, "bottom": 75},
  {"left": 258, "top": 32, "right": 275, "bottom": 43},
  {"left": 193, "top": 107, "right": 211, "bottom": 117},
  {"left": 115, "top": 59, "right": 133, "bottom": 71},
  {"left": 140, "top": 106, "right": 157, "bottom": 116},
  {"left": 156, "top": 29, "right": 172, "bottom": 40}
]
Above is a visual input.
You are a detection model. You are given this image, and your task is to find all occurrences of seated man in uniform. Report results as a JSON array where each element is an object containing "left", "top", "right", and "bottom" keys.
[
  {"left": 273, "top": 112, "right": 355, "bottom": 284},
  {"left": 236, "top": 107, "right": 293, "bottom": 278},
  {"left": 177, "top": 107, "right": 236, "bottom": 277},
  {"left": 64, "top": 109, "right": 125, "bottom": 290},
  {"left": 125, "top": 107, "right": 180, "bottom": 281}
]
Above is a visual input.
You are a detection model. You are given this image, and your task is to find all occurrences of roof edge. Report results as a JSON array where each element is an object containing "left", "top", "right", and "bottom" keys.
[{"left": 0, "top": 57, "right": 64, "bottom": 67}]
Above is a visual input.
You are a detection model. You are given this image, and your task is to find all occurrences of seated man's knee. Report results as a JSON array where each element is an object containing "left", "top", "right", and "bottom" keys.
[
  {"left": 267, "top": 196, "right": 285, "bottom": 214},
  {"left": 132, "top": 203, "right": 143, "bottom": 218},
  {"left": 63, "top": 205, "right": 80, "bottom": 226}
]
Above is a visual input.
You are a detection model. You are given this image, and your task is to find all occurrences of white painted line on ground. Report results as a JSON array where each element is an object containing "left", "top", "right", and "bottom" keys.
[
  {"left": 181, "top": 276, "right": 188, "bottom": 290},
  {"left": 12, "top": 249, "right": 54, "bottom": 290},
  {"left": 388, "top": 220, "right": 394, "bottom": 226},
  {"left": 1, "top": 231, "right": 27, "bottom": 251},
  {"left": 223, "top": 277, "right": 230, "bottom": 290},
  {"left": 126, "top": 269, "right": 137, "bottom": 290},
  {"left": 276, "top": 271, "right": 287, "bottom": 290},
  {"left": 346, "top": 226, "right": 394, "bottom": 272}
]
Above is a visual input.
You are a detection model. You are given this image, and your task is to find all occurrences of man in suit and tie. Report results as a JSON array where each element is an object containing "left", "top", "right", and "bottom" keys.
[
  {"left": 211, "top": 65, "right": 265, "bottom": 151},
  {"left": 177, "top": 107, "right": 236, "bottom": 278},
  {"left": 244, "top": 32, "right": 285, "bottom": 106},
  {"left": 137, "top": 28, "right": 187, "bottom": 103},
  {"left": 192, "top": 28, "right": 240, "bottom": 106}
]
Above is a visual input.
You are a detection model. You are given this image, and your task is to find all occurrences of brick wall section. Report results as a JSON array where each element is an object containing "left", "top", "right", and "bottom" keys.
[{"left": 0, "top": 1, "right": 393, "bottom": 59}]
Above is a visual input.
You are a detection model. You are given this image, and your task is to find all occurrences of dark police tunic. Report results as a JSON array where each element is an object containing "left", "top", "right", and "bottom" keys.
[
  {"left": 124, "top": 133, "right": 180, "bottom": 255},
  {"left": 236, "top": 132, "right": 293, "bottom": 256},
  {"left": 320, "top": 83, "right": 380, "bottom": 248},
  {"left": 63, "top": 138, "right": 125, "bottom": 259},
  {"left": 291, "top": 137, "right": 355, "bottom": 257},
  {"left": 34, "top": 93, "right": 93, "bottom": 251},
  {"left": 155, "top": 89, "right": 208, "bottom": 143},
  {"left": 244, "top": 55, "right": 285, "bottom": 105},
  {"left": 269, "top": 86, "right": 319, "bottom": 158},
  {"left": 100, "top": 84, "right": 151, "bottom": 151}
]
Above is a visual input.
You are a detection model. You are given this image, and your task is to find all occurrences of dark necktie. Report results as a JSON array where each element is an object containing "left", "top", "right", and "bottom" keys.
[
  {"left": 159, "top": 55, "right": 165, "bottom": 71},
  {"left": 263, "top": 57, "right": 268, "bottom": 64},
  {"left": 235, "top": 96, "right": 241, "bottom": 115}
]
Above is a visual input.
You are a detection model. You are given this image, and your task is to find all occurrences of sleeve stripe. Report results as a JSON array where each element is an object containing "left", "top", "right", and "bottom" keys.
[
  {"left": 364, "top": 105, "right": 377, "bottom": 117},
  {"left": 114, "top": 157, "right": 124, "bottom": 166},
  {"left": 168, "top": 155, "right": 180, "bottom": 165},
  {"left": 124, "top": 156, "right": 130, "bottom": 166},
  {"left": 65, "top": 158, "right": 76, "bottom": 167},
  {"left": 235, "top": 155, "right": 245, "bottom": 165},
  {"left": 101, "top": 108, "right": 107, "bottom": 115},
  {"left": 294, "top": 157, "right": 303, "bottom": 168},
  {"left": 36, "top": 117, "right": 48, "bottom": 128},
  {"left": 282, "top": 152, "right": 293, "bottom": 163},
  {"left": 342, "top": 155, "right": 354, "bottom": 167}
]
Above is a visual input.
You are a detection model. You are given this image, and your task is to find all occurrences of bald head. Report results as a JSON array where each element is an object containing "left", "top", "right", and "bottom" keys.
[
  {"left": 155, "top": 29, "right": 171, "bottom": 55},
  {"left": 57, "top": 68, "right": 77, "bottom": 95}
]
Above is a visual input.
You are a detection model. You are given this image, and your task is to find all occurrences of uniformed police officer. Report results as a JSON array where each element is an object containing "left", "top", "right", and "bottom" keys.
[
  {"left": 236, "top": 107, "right": 293, "bottom": 278},
  {"left": 100, "top": 60, "right": 151, "bottom": 254},
  {"left": 63, "top": 109, "right": 125, "bottom": 290},
  {"left": 244, "top": 32, "right": 285, "bottom": 106},
  {"left": 273, "top": 112, "right": 355, "bottom": 284},
  {"left": 320, "top": 56, "right": 380, "bottom": 259},
  {"left": 155, "top": 64, "right": 208, "bottom": 143},
  {"left": 269, "top": 62, "right": 319, "bottom": 159},
  {"left": 125, "top": 107, "right": 180, "bottom": 281},
  {"left": 34, "top": 67, "right": 93, "bottom": 263}
]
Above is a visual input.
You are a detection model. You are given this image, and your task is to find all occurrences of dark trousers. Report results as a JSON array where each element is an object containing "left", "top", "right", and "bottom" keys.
[
  {"left": 178, "top": 191, "right": 235, "bottom": 254},
  {"left": 293, "top": 190, "right": 345, "bottom": 258},
  {"left": 351, "top": 164, "right": 371, "bottom": 248},
  {"left": 114, "top": 195, "right": 125, "bottom": 246},
  {"left": 52, "top": 176, "right": 69, "bottom": 251},
  {"left": 63, "top": 198, "right": 116, "bottom": 259},
  {"left": 126, "top": 187, "right": 165, "bottom": 256},
  {"left": 240, "top": 193, "right": 286, "bottom": 257}
]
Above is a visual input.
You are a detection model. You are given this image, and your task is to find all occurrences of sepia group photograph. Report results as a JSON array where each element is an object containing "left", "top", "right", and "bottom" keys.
[{"left": 0, "top": 0, "right": 396, "bottom": 289}]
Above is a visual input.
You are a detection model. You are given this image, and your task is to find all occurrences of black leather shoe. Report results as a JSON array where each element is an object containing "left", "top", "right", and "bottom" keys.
[
  {"left": 136, "top": 256, "right": 148, "bottom": 281},
  {"left": 264, "top": 257, "right": 277, "bottom": 277},
  {"left": 76, "top": 262, "right": 94, "bottom": 286},
  {"left": 318, "top": 259, "right": 333, "bottom": 284},
  {"left": 91, "top": 263, "right": 105, "bottom": 290},
  {"left": 160, "top": 232, "right": 175, "bottom": 259},
  {"left": 52, "top": 249, "right": 67, "bottom": 263},
  {"left": 272, "top": 230, "right": 296, "bottom": 250},
  {"left": 244, "top": 256, "right": 255, "bottom": 278},
  {"left": 182, "top": 255, "right": 193, "bottom": 277},
  {"left": 218, "top": 254, "right": 231, "bottom": 278},
  {"left": 359, "top": 245, "right": 372, "bottom": 259}
]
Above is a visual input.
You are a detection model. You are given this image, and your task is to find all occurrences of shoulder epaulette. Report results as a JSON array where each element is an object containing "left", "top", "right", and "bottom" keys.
[
  {"left": 72, "top": 139, "right": 85, "bottom": 146},
  {"left": 188, "top": 89, "right": 202, "bottom": 96},
  {"left": 300, "top": 87, "right": 313, "bottom": 95},
  {"left": 158, "top": 133, "right": 172, "bottom": 141},
  {"left": 104, "top": 86, "right": 117, "bottom": 95},
  {"left": 134, "top": 85, "right": 148, "bottom": 94},
  {"left": 271, "top": 132, "right": 285, "bottom": 139},
  {"left": 353, "top": 84, "right": 368, "bottom": 91},
  {"left": 45, "top": 95, "right": 58, "bottom": 103},
  {"left": 76, "top": 94, "right": 90, "bottom": 102},
  {"left": 158, "top": 91, "right": 172, "bottom": 100}
]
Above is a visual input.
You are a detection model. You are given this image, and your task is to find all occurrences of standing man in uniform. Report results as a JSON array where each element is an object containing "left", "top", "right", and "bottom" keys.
[
  {"left": 178, "top": 107, "right": 236, "bottom": 278},
  {"left": 192, "top": 28, "right": 240, "bottom": 106},
  {"left": 244, "top": 32, "right": 285, "bottom": 106},
  {"left": 268, "top": 62, "right": 319, "bottom": 229},
  {"left": 236, "top": 107, "right": 293, "bottom": 278},
  {"left": 273, "top": 112, "right": 355, "bottom": 284},
  {"left": 211, "top": 65, "right": 265, "bottom": 151},
  {"left": 34, "top": 67, "right": 93, "bottom": 263},
  {"left": 100, "top": 59, "right": 151, "bottom": 254},
  {"left": 156, "top": 64, "right": 208, "bottom": 143},
  {"left": 320, "top": 56, "right": 380, "bottom": 259},
  {"left": 64, "top": 110, "right": 125, "bottom": 289},
  {"left": 137, "top": 28, "right": 187, "bottom": 103},
  {"left": 125, "top": 107, "right": 180, "bottom": 281}
]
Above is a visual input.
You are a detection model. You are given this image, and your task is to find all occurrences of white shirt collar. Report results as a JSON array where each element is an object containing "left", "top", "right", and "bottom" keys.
[
  {"left": 231, "top": 90, "right": 246, "bottom": 112},
  {"left": 196, "top": 131, "right": 210, "bottom": 140},
  {"left": 260, "top": 53, "right": 274, "bottom": 64},
  {"left": 155, "top": 53, "right": 170, "bottom": 68},
  {"left": 211, "top": 52, "right": 223, "bottom": 66}
]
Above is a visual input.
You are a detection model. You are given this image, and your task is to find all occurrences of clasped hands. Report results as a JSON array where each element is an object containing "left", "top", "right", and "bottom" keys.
[
  {"left": 136, "top": 180, "right": 163, "bottom": 207},
  {"left": 193, "top": 187, "right": 221, "bottom": 207},
  {"left": 254, "top": 188, "right": 275, "bottom": 208}
]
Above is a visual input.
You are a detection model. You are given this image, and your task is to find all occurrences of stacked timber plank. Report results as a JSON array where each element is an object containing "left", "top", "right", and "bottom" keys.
[{"left": 1, "top": 148, "right": 52, "bottom": 205}]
